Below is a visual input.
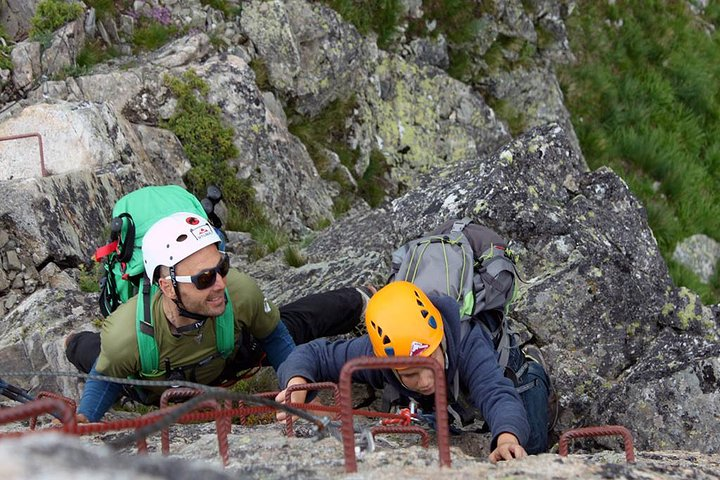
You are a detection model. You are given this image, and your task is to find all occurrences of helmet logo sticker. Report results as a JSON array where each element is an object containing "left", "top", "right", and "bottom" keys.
[
  {"left": 409, "top": 341, "right": 430, "bottom": 357},
  {"left": 186, "top": 216, "right": 200, "bottom": 225},
  {"left": 190, "top": 223, "right": 214, "bottom": 240}
]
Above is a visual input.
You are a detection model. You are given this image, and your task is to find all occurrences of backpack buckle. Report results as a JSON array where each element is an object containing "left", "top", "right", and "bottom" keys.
[{"left": 450, "top": 221, "right": 466, "bottom": 233}]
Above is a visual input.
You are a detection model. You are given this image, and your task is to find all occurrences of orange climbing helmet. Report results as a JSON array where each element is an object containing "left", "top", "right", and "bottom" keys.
[{"left": 365, "top": 281, "right": 443, "bottom": 358}]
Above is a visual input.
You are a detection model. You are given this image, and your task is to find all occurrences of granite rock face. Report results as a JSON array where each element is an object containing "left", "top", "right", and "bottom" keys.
[{"left": 0, "top": 0, "right": 718, "bottom": 472}]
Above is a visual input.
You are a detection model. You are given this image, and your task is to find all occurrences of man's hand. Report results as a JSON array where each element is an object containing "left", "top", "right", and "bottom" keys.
[
  {"left": 51, "top": 413, "right": 90, "bottom": 427},
  {"left": 488, "top": 432, "right": 527, "bottom": 463},
  {"left": 274, "top": 376, "right": 309, "bottom": 421}
]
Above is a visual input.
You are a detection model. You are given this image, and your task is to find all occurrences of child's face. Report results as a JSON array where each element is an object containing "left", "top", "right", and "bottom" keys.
[{"left": 396, "top": 347, "right": 445, "bottom": 395}]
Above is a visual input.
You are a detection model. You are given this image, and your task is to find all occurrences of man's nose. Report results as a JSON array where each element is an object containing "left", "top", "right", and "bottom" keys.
[{"left": 212, "top": 272, "right": 227, "bottom": 290}]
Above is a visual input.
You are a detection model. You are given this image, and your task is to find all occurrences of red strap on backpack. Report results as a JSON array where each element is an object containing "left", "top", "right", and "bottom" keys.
[{"left": 93, "top": 240, "right": 119, "bottom": 262}]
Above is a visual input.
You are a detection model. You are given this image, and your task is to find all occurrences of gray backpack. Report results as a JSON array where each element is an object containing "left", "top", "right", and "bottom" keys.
[{"left": 389, "top": 218, "right": 519, "bottom": 369}]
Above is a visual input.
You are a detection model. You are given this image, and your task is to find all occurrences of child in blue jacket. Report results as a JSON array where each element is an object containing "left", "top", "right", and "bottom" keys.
[{"left": 275, "top": 281, "right": 551, "bottom": 463}]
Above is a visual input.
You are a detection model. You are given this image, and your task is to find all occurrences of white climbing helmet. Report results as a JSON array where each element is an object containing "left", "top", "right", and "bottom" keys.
[{"left": 142, "top": 212, "right": 221, "bottom": 282}]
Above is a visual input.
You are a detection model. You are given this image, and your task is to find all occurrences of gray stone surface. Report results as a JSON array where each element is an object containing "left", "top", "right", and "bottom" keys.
[
  {"left": 0, "top": 426, "right": 719, "bottom": 479},
  {"left": 673, "top": 234, "right": 720, "bottom": 283}
]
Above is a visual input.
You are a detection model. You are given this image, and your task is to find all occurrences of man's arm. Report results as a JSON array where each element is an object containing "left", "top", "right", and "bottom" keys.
[{"left": 257, "top": 321, "right": 295, "bottom": 370}]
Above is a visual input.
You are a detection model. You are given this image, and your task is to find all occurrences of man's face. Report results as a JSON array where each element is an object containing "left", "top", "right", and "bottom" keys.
[
  {"left": 396, "top": 346, "right": 445, "bottom": 396},
  {"left": 173, "top": 244, "right": 228, "bottom": 317}
]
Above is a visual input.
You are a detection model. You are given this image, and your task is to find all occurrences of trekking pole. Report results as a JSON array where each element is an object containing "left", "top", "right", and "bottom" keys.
[
  {"left": 0, "top": 377, "right": 66, "bottom": 422},
  {"left": 0, "top": 377, "right": 35, "bottom": 404},
  {"left": 201, "top": 185, "right": 223, "bottom": 229}
]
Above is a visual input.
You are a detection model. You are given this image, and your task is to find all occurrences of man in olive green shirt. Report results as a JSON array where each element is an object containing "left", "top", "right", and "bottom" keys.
[{"left": 66, "top": 212, "right": 370, "bottom": 421}]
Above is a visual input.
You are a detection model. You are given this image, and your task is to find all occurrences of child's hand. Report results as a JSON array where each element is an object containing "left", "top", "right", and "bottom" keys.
[
  {"left": 274, "top": 376, "right": 309, "bottom": 421},
  {"left": 488, "top": 433, "right": 527, "bottom": 463}
]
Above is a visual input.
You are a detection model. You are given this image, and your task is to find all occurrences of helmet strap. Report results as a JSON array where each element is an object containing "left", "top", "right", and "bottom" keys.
[{"left": 167, "top": 265, "right": 210, "bottom": 325}]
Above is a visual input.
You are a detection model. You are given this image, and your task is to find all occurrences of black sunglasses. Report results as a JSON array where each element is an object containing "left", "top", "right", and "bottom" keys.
[{"left": 168, "top": 253, "right": 230, "bottom": 290}]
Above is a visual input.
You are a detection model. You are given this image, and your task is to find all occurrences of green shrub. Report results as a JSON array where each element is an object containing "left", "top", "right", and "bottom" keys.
[
  {"left": 559, "top": 1, "right": 720, "bottom": 303},
  {"left": 200, "top": 0, "right": 241, "bottom": 18},
  {"left": 332, "top": 193, "right": 353, "bottom": 218},
  {"left": 75, "top": 39, "right": 119, "bottom": 70},
  {"left": 78, "top": 263, "right": 101, "bottom": 293},
  {"left": 323, "top": 0, "right": 403, "bottom": 50},
  {"left": 132, "top": 22, "right": 178, "bottom": 53},
  {"left": 30, "top": 0, "right": 84, "bottom": 39},
  {"left": 668, "top": 260, "right": 720, "bottom": 307},
  {"left": 83, "top": 0, "right": 119, "bottom": 20},
  {"left": 409, "top": 0, "right": 485, "bottom": 44},
  {"left": 0, "top": 25, "right": 12, "bottom": 71},
  {"left": 486, "top": 97, "right": 527, "bottom": 136},
  {"left": 163, "top": 70, "right": 275, "bottom": 253},
  {"left": 289, "top": 95, "right": 392, "bottom": 213},
  {"left": 247, "top": 222, "right": 288, "bottom": 260}
]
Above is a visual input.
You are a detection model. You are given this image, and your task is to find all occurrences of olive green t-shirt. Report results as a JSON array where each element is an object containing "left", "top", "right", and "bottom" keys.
[{"left": 95, "top": 269, "right": 279, "bottom": 396}]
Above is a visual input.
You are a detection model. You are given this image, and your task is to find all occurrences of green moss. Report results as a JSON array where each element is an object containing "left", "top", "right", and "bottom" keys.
[
  {"left": 625, "top": 321, "right": 641, "bottom": 336},
  {"left": 29, "top": 0, "right": 84, "bottom": 39},
  {"left": 675, "top": 287, "right": 704, "bottom": 329},
  {"left": 249, "top": 58, "right": 271, "bottom": 91}
]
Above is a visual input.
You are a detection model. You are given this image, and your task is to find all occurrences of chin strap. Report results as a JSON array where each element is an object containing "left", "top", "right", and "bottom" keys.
[
  {"left": 167, "top": 264, "right": 209, "bottom": 329},
  {"left": 172, "top": 305, "right": 209, "bottom": 332},
  {"left": 173, "top": 299, "right": 209, "bottom": 322}
]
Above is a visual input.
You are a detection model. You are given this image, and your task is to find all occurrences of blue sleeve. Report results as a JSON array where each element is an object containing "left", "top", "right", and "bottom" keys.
[
  {"left": 460, "top": 324, "right": 530, "bottom": 447},
  {"left": 257, "top": 321, "right": 295, "bottom": 371},
  {"left": 277, "top": 336, "right": 385, "bottom": 389},
  {"left": 77, "top": 364, "right": 123, "bottom": 422}
]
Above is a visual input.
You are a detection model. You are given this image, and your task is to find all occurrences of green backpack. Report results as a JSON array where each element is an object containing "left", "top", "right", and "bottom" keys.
[{"left": 94, "top": 185, "right": 234, "bottom": 376}]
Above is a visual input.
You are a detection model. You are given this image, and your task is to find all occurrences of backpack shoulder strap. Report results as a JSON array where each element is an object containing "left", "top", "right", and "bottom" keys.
[
  {"left": 215, "top": 293, "right": 234, "bottom": 358},
  {"left": 135, "top": 280, "right": 235, "bottom": 376},
  {"left": 136, "top": 277, "right": 161, "bottom": 376}
]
